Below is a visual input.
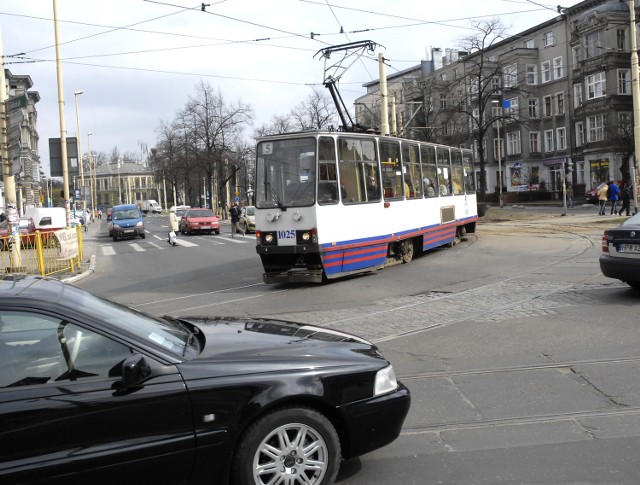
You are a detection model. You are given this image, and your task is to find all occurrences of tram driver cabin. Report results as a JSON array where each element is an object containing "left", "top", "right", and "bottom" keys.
[{"left": 254, "top": 131, "right": 478, "bottom": 284}]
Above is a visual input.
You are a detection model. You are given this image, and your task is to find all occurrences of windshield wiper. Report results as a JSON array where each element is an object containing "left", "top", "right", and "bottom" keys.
[
  {"left": 264, "top": 181, "right": 286, "bottom": 211},
  {"left": 163, "top": 315, "right": 200, "bottom": 356}
]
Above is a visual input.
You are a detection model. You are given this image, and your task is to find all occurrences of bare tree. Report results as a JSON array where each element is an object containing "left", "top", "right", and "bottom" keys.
[
  {"left": 255, "top": 113, "right": 296, "bottom": 136},
  {"left": 450, "top": 18, "right": 510, "bottom": 201}
]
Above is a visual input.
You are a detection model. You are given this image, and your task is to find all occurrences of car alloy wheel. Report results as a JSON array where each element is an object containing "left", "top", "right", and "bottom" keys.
[{"left": 233, "top": 406, "right": 340, "bottom": 485}]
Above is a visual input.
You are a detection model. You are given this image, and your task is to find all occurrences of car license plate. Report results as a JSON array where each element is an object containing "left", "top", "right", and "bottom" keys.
[
  {"left": 124, "top": 229, "right": 134, "bottom": 233},
  {"left": 201, "top": 226, "right": 210, "bottom": 229},
  {"left": 619, "top": 243, "right": 640, "bottom": 253}
]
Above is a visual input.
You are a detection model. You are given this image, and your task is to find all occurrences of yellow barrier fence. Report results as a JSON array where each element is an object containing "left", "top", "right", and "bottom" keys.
[{"left": 0, "top": 225, "right": 84, "bottom": 276}]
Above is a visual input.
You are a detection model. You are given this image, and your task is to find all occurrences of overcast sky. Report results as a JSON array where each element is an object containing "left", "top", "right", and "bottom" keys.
[{"left": 1, "top": 0, "right": 580, "bottom": 175}]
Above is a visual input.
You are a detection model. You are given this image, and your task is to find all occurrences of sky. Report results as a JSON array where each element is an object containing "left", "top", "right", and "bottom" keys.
[{"left": 1, "top": 0, "right": 582, "bottom": 175}]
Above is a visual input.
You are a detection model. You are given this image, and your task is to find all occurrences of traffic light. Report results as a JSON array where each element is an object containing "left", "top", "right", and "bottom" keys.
[{"left": 565, "top": 160, "right": 574, "bottom": 174}]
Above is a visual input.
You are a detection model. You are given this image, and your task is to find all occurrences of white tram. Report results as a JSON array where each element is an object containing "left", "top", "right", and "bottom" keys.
[{"left": 254, "top": 131, "right": 478, "bottom": 284}]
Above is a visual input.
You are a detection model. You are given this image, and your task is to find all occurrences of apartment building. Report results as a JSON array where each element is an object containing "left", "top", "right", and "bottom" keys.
[{"left": 355, "top": 0, "right": 636, "bottom": 200}]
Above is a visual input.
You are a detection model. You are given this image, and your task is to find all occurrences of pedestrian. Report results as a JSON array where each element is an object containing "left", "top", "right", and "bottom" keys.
[
  {"left": 597, "top": 183, "right": 608, "bottom": 215},
  {"left": 566, "top": 184, "right": 574, "bottom": 208},
  {"left": 608, "top": 180, "right": 620, "bottom": 215},
  {"left": 619, "top": 183, "right": 632, "bottom": 216},
  {"left": 229, "top": 202, "right": 244, "bottom": 237},
  {"left": 98, "top": 209, "right": 102, "bottom": 219},
  {"left": 167, "top": 206, "right": 179, "bottom": 246}
]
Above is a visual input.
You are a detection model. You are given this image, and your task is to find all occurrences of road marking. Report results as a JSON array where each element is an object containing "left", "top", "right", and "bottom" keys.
[
  {"left": 101, "top": 245, "right": 116, "bottom": 256},
  {"left": 146, "top": 241, "right": 164, "bottom": 249},
  {"left": 129, "top": 243, "right": 145, "bottom": 252},
  {"left": 174, "top": 238, "right": 199, "bottom": 247},
  {"left": 225, "top": 235, "right": 251, "bottom": 243}
]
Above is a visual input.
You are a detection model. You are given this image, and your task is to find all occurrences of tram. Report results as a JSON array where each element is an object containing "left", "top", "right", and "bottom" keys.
[{"left": 254, "top": 131, "right": 478, "bottom": 284}]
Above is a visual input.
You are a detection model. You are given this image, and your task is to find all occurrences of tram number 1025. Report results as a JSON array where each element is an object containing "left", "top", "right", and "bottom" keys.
[{"left": 278, "top": 230, "right": 296, "bottom": 239}]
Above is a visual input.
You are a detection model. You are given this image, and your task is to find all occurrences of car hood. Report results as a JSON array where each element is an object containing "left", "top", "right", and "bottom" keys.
[
  {"left": 186, "top": 217, "right": 219, "bottom": 223},
  {"left": 177, "top": 316, "right": 385, "bottom": 373}
]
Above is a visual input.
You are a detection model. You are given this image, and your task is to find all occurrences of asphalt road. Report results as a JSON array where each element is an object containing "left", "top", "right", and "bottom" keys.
[{"left": 75, "top": 210, "right": 640, "bottom": 484}]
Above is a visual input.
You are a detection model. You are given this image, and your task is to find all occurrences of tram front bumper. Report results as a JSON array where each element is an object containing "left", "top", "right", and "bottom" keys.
[{"left": 263, "top": 268, "right": 324, "bottom": 284}]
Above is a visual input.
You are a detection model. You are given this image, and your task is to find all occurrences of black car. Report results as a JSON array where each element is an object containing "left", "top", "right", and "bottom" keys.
[
  {"left": 0, "top": 275, "right": 410, "bottom": 484},
  {"left": 599, "top": 212, "right": 640, "bottom": 289}
]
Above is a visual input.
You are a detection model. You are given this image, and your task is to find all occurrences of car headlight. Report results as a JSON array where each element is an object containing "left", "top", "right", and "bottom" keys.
[
  {"left": 136, "top": 221, "right": 144, "bottom": 227},
  {"left": 374, "top": 365, "right": 398, "bottom": 396},
  {"left": 113, "top": 224, "right": 121, "bottom": 230}
]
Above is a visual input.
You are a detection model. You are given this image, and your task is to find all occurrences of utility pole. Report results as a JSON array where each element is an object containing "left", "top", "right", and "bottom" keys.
[
  {"left": 53, "top": 0, "right": 71, "bottom": 227},
  {"left": 0, "top": 26, "right": 22, "bottom": 268},
  {"left": 629, "top": 0, "right": 640, "bottom": 213}
]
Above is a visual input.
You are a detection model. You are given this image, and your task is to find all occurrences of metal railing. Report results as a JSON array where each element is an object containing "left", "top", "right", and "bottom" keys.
[{"left": 0, "top": 225, "right": 84, "bottom": 276}]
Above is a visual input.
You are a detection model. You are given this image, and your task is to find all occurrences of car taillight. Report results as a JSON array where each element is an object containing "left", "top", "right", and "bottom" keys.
[{"left": 601, "top": 234, "right": 609, "bottom": 253}]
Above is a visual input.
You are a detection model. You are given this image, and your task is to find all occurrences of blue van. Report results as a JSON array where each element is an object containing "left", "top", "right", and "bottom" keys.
[{"left": 107, "top": 204, "right": 145, "bottom": 241}]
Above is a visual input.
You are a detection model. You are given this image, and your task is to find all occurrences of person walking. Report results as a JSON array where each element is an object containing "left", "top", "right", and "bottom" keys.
[
  {"left": 608, "top": 180, "right": 620, "bottom": 215},
  {"left": 566, "top": 184, "right": 574, "bottom": 208},
  {"left": 168, "top": 207, "right": 179, "bottom": 246},
  {"left": 229, "top": 202, "right": 244, "bottom": 238},
  {"left": 597, "top": 183, "right": 609, "bottom": 215},
  {"left": 619, "top": 183, "right": 632, "bottom": 216}
]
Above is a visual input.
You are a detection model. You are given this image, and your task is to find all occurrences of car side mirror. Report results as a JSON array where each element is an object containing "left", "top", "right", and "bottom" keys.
[{"left": 121, "top": 353, "right": 151, "bottom": 388}]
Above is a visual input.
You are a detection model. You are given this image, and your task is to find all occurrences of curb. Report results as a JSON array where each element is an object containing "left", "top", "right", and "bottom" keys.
[{"left": 62, "top": 254, "right": 96, "bottom": 284}]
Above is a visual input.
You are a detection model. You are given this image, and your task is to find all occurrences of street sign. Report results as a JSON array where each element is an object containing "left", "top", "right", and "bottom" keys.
[{"left": 5, "top": 94, "right": 27, "bottom": 112}]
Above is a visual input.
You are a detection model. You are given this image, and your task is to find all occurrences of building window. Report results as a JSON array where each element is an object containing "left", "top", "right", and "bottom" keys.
[
  {"left": 507, "top": 97, "right": 519, "bottom": 117},
  {"left": 618, "top": 69, "right": 631, "bottom": 95},
  {"left": 543, "top": 31, "right": 554, "bottom": 47},
  {"left": 553, "top": 56, "right": 564, "bottom": 79},
  {"left": 618, "top": 112, "right": 632, "bottom": 136},
  {"left": 529, "top": 98, "right": 539, "bottom": 118},
  {"left": 494, "top": 137, "right": 504, "bottom": 160},
  {"left": 617, "top": 29, "right": 626, "bottom": 51},
  {"left": 507, "top": 131, "right": 521, "bottom": 155},
  {"left": 442, "top": 121, "right": 450, "bottom": 135},
  {"left": 586, "top": 30, "right": 603, "bottom": 58},
  {"left": 543, "top": 95, "right": 553, "bottom": 117},
  {"left": 572, "top": 45, "right": 582, "bottom": 66},
  {"left": 523, "top": 39, "right": 535, "bottom": 48},
  {"left": 526, "top": 64, "right": 537, "bottom": 85},
  {"left": 587, "top": 114, "right": 606, "bottom": 142},
  {"left": 555, "top": 92, "right": 564, "bottom": 115},
  {"left": 575, "top": 121, "right": 585, "bottom": 147},
  {"left": 440, "top": 95, "right": 447, "bottom": 108},
  {"left": 440, "top": 73, "right": 447, "bottom": 81},
  {"left": 586, "top": 72, "right": 606, "bottom": 99},
  {"left": 573, "top": 83, "right": 583, "bottom": 108},
  {"left": 556, "top": 127, "right": 566, "bottom": 150},
  {"left": 544, "top": 130, "right": 554, "bottom": 152},
  {"left": 491, "top": 77, "right": 500, "bottom": 92},
  {"left": 541, "top": 61, "right": 551, "bottom": 83},
  {"left": 503, "top": 64, "right": 517, "bottom": 88},
  {"left": 530, "top": 132, "right": 540, "bottom": 153}
]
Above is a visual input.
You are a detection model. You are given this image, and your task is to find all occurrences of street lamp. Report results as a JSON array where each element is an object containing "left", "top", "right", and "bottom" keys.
[
  {"left": 73, "top": 90, "right": 85, "bottom": 212},
  {"left": 492, "top": 100, "right": 504, "bottom": 208}
]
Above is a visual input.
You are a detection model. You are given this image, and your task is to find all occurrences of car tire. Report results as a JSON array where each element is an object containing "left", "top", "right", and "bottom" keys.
[
  {"left": 401, "top": 239, "right": 414, "bottom": 263},
  {"left": 628, "top": 281, "right": 640, "bottom": 289},
  {"left": 113, "top": 235, "right": 118, "bottom": 242},
  {"left": 140, "top": 233, "right": 146, "bottom": 239},
  {"left": 232, "top": 406, "right": 340, "bottom": 485}
]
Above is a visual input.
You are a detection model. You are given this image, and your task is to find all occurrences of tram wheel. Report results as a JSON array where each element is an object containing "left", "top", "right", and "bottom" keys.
[{"left": 401, "top": 240, "right": 414, "bottom": 263}]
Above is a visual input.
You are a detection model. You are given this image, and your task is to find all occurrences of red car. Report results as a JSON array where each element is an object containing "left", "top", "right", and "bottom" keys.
[
  {"left": 179, "top": 208, "right": 220, "bottom": 235},
  {"left": 0, "top": 217, "right": 37, "bottom": 250}
]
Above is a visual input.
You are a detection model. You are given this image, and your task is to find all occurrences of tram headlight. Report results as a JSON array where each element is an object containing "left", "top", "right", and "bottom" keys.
[
  {"left": 296, "top": 228, "right": 318, "bottom": 245},
  {"left": 301, "top": 232, "right": 310, "bottom": 241},
  {"left": 265, "top": 233, "right": 274, "bottom": 243}
]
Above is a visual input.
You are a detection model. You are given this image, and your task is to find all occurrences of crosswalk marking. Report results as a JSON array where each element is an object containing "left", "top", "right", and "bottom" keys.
[
  {"left": 129, "top": 243, "right": 145, "bottom": 252},
  {"left": 99, "top": 233, "right": 252, "bottom": 255},
  {"left": 174, "top": 238, "right": 198, "bottom": 247},
  {"left": 101, "top": 245, "right": 116, "bottom": 256}
]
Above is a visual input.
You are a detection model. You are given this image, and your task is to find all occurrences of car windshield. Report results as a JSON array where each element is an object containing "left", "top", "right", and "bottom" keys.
[
  {"left": 113, "top": 209, "right": 139, "bottom": 220},
  {"left": 189, "top": 209, "right": 215, "bottom": 218},
  {"left": 256, "top": 137, "right": 316, "bottom": 209},
  {"left": 246, "top": 207, "right": 254, "bottom": 216},
  {"left": 62, "top": 284, "right": 199, "bottom": 358}
]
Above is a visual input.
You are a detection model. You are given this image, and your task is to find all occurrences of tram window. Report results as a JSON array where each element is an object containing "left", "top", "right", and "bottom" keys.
[
  {"left": 338, "top": 138, "right": 379, "bottom": 204},
  {"left": 420, "top": 144, "right": 438, "bottom": 198},
  {"left": 402, "top": 143, "right": 421, "bottom": 199},
  {"left": 318, "top": 137, "right": 338, "bottom": 205},
  {"left": 451, "top": 149, "right": 465, "bottom": 195},
  {"left": 436, "top": 147, "right": 453, "bottom": 196},
  {"left": 462, "top": 150, "right": 476, "bottom": 193},
  {"left": 380, "top": 141, "right": 402, "bottom": 199}
]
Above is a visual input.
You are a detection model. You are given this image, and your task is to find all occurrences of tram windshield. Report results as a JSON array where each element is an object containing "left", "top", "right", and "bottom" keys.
[{"left": 256, "top": 137, "right": 317, "bottom": 209}]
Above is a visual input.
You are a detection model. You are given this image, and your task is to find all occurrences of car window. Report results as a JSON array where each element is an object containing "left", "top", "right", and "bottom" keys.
[
  {"left": 189, "top": 210, "right": 214, "bottom": 217},
  {"left": 0, "top": 311, "right": 132, "bottom": 388}
]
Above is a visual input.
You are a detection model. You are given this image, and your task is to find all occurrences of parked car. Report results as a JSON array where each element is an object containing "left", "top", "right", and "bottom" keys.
[
  {"left": 107, "top": 204, "right": 145, "bottom": 241},
  {"left": 179, "top": 208, "right": 220, "bottom": 235},
  {"left": 585, "top": 182, "right": 607, "bottom": 204},
  {"left": 0, "top": 274, "right": 410, "bottom": 484},
  {"left": 599, "top": 212, "right": 640, "bottom": 289},
  {"left": 0, "top": 217, "right": 36, "bottom": 250},
  {"left": 239, "top": 205, "right": 255, "bottom": 233}
]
